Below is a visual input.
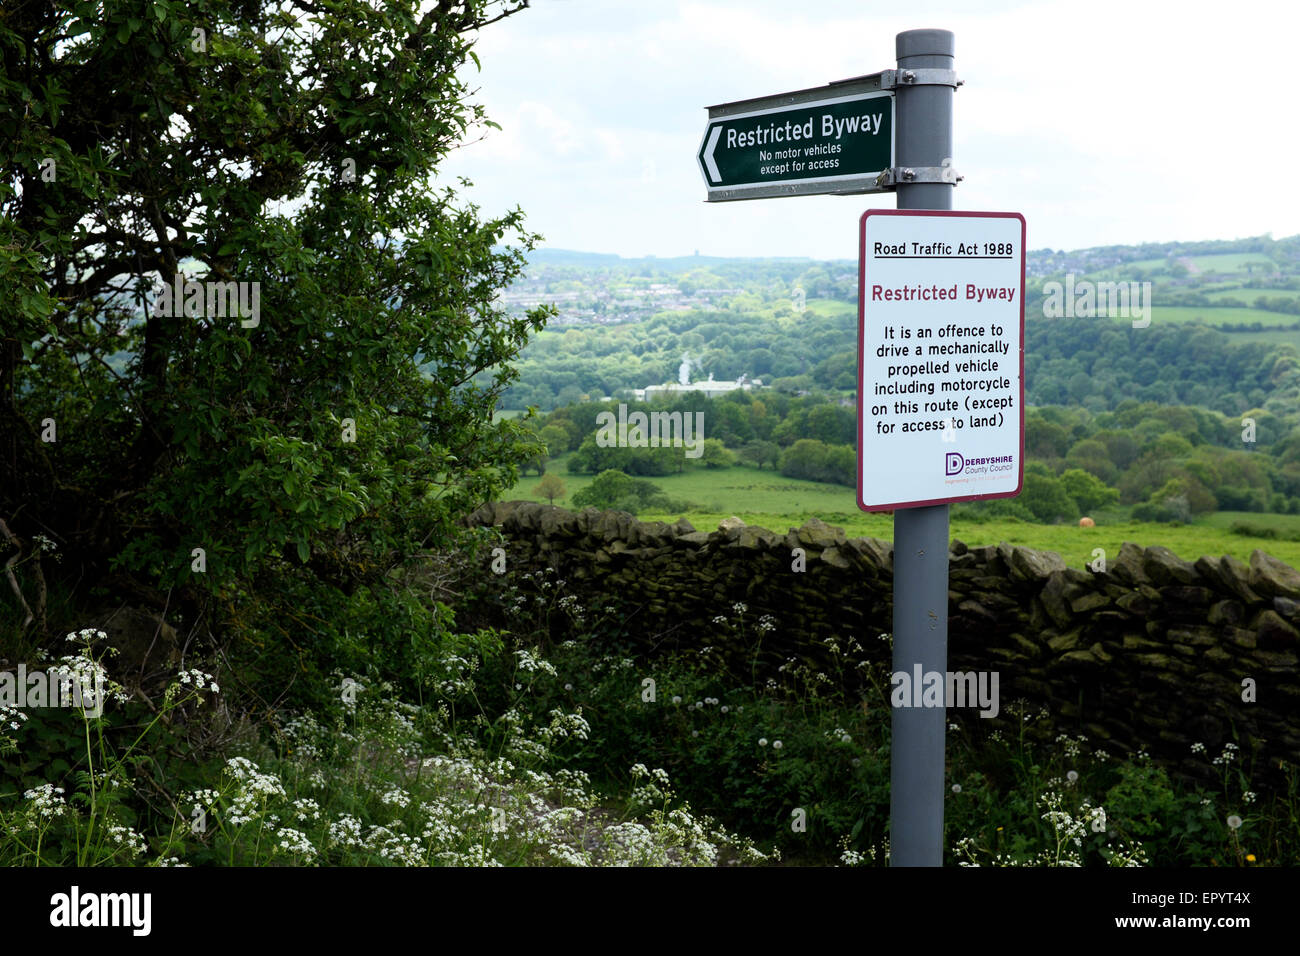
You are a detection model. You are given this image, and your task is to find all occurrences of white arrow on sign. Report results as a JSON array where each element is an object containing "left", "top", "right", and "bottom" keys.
[{"left": 702, "top": 125, "right": 722, "bottom": 183}]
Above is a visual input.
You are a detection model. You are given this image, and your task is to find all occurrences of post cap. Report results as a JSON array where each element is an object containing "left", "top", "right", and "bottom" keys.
[{"left": 896, "top": 29, "right": 954, "bottom": 60}]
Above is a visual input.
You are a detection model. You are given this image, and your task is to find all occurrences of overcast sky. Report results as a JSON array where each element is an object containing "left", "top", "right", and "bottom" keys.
[{"left": 435, "top": 0, "right": 1299, "bottom": 260}]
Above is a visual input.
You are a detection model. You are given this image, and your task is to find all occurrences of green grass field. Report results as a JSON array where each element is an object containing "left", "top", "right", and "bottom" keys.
[
  {"left": 1216, "top": 328, "right": 1300, "bottom": 349},
  {"left": 802, "top": 298, "right": 855, "bottom": 317},
  {"left": 1182, "top": 253, "right": 1277, "bottom": 274},
  {"left": 1081, "top": 252, "right": 1278, "bottom": 280},
  {"left": 1056, "top": 306, "right": 1299, "bottom": 328},
  {"left": 1145, "top": 306, "right": 1299, "bottom": 327},
  {"left": 1204, "top": 287, "right": 1300, "bottom": 306},
  {"left": 782, "top": 296, "right": 1297, "bottom": 332},
  {"left": 504, "top": 459, "right": 1300, "bottom": 569}
]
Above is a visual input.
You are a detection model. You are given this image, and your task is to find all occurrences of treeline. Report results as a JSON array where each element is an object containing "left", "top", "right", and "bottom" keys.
[
  {"left": 521, "top": 389, "right": 1300, "bottom": 522},
  {"left": 500, "top": 297, "right": 1300, "bottom": 423},
  {"left": 501, "top": 296, "right": 859, "bottom": 410},
  {"left": 1024, "top": 321, "right": 1300, "bottom": 416},
  {"left": 1017, "top": 402, "right": 1300, "bottom": 521},
  {"left": 522, "top": 389, "right": 859, "bottom": 489}
]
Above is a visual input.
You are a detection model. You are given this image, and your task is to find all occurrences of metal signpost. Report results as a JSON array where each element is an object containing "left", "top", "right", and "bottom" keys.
[
  {"left": 859, "top": 204, "right": 1026, "bottom": 866},
  {"left": 699, "top": 28, "right": 1025, "bottom": 866},
  {"left": 881, "top": 29, "right": 956, "bottom": 868},
  {"left": 697, "top": 73, "right": 894, "bottom": 202}
]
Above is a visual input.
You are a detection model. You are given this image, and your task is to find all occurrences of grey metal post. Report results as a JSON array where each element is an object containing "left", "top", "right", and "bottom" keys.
[{"left": 889, "top": 28, "right": 955, "bottom": 868}]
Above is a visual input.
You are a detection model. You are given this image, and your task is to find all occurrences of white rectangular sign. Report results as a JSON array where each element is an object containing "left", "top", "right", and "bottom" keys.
[{"left": 857, "top": 209, "right": 1025, "bottom": 510}]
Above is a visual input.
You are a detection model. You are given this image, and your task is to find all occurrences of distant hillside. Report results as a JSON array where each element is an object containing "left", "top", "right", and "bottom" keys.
[
  {"left": 493, "top": 233, "right": 1300, "bottom": 416},
  {"left": 521, "top": 247, "right": 835, "bottom": 272}
]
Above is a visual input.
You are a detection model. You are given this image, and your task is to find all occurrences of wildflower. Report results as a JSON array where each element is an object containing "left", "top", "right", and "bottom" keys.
[
  {"left": 672, "top": 696, "right": 682, "bottom": 705},
  {"left": 1246, "top": 854, "right": 1256, "bottom": 862},
  {"left": 1191, "top": 742, "right": 1206, "bottom": 754},
  {"left": 1243, "top": 791, "right": 1256, "bottom": 805},
  {"left": 1227, "top": 815, "right": 1242, "bottom": 830},
  {"left": 772, "top": 740, "right": 783, "bottom": 751},
  {"left": 712, "top": 615, "right": 727, "bottom": 625},
  {"left": 721, "top": 706, "right": 729, "bottom": 714},
  {"left": 276, "top": 827, "right": 318, "bottom": 861},
  {"left": 951, "top": 784, "right": 961, "bottom": 793},
  {"left": 23, "top": 784, "right": 67, "bottom": 819},
  {"left": 189, "top": 788, "right": 220, "bottom": 814},
  {"left": 106, "top": 824, "right": 147, "bottom": 857},
  {"left": 514, "top": 649, "right": 557, "bottom": 676},
  {"left": 175, "top": 669, "right": 219, "bottom": 693},
  {"left": 758, "top": 738, "right": 768, "bottom": 747},
  {"left": 328, "top": 815, "right": 365, "bottom": 849},
  {"left": 564, "top": 683, "right": 573, "bottom": 692},
  {"left": 1066, "top": 770, "right": 1079, "bottom": 784},
  {"left": 732, "top": 602, "right": 747, "bottom": 614}
]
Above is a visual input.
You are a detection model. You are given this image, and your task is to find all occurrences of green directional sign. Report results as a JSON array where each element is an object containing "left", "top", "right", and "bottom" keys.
[{"left": 698, "top": 74, "right": 895, "bottom": 202}]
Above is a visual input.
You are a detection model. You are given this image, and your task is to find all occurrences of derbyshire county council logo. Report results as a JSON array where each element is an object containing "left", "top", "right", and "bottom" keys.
[{"left": 945, "top": 452, "right": 964, "bottom": 475}]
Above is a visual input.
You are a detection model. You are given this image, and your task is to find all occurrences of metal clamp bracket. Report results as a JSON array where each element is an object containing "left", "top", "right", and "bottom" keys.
[
  {"left": 873, "top": 165, "right": 964, "bottom": 189},
  {"left": 880, "top": 69, "right": 963, "bottom": 89}
]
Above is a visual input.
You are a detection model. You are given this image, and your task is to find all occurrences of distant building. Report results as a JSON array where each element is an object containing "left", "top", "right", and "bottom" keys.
[{"left": 642, "top": 374, "right": 762, "bottom": 402}]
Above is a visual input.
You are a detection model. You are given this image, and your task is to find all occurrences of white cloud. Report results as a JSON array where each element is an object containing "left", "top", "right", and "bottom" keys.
[{"left": 440, "top": 0, "right": 1300, "bottom": 257}]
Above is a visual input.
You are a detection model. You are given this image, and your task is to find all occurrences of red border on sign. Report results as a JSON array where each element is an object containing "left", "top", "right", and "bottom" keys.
[{"left": 856, "top": 208, "right": 1027, "bottom": 512}]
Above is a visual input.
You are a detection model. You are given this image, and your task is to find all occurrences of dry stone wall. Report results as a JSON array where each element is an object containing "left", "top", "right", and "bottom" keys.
[{"left": 465, "top": 500, "right": 1300, "bottom": 787}]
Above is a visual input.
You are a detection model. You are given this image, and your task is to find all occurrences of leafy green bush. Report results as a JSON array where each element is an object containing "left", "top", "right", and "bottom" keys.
[
  {"left": 2, "top": 0, "right": 550, "bottom": 707},
  {"left": 571, "top": 470, "right": 666, "bottom": 513}
]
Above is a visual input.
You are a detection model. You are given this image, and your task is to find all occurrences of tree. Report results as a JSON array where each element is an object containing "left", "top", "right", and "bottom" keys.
[
  {"left": 1064, "top": 439, "right": 1117, "bottom": 484},
  {"left": 1, "top": 0, "right": 542, "bottom": 700},
  {"left": 1026, "top": 417, "right": 1072, "bottom": 459},
  {"left": 521, "top": 450, "right": 548, "bottom": 477},
  {"left": 780, "top": 439, "right": 829, "bottom": 481},
  {"left": 1150, "top": 476, "right": 1217, "bottom": 515},
  {"left": 571, "top": 470, "right": 663, "bottom": 513},
  {"left": 777, "top": 438, "right": 854, "bottom": 487},
  {"left": 1019, "top": 472, "right": 1079, "bottom": 523},
  {"left": 699, "top": 438, "right": 735, "bottom": 469},
  {"left": 740, "top": 440, "right": 780, "bottom": 470},
  {"left": 540, "top": 424, "right": 572, "bottom": 458},
  {"left": 533, "top": 474, "right": 566, "bottom": 505},
  {"left": 1059, "top": 468, "right": 1120, "bottom": 514}
]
